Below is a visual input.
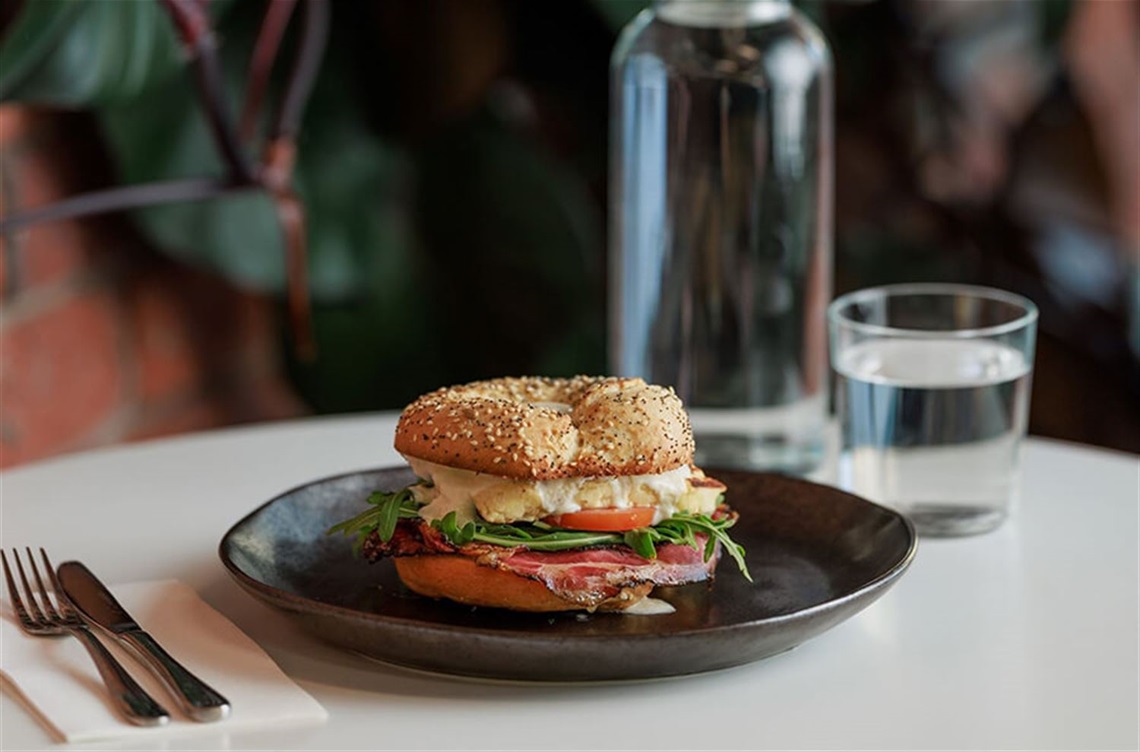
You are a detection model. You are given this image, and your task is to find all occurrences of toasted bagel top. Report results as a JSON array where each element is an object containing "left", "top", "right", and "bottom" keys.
[{"left": 394, "top": 376, "right": 695, "bottom": 479}]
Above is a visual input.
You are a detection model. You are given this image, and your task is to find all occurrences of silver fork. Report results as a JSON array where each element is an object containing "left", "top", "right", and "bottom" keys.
[{"left": 2, "top": 548, "right": 170, "bottom": 726}]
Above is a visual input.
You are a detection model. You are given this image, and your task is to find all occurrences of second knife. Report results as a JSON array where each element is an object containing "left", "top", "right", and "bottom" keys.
[{"left": 57, "top": 561, "right": 231, "bottom": 722}]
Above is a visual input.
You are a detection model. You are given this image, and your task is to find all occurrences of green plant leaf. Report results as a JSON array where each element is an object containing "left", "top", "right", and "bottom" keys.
[
  {"left": 375, "top": 490, "right": 405, "bottom": 543},
  {"left": 0, "top": 0, "right": 234, "bottom": 106},
  {"left": 436, "top": 512, "right": 477, "bottom": 547},
  {"left": 0, "top": 0, "right": 84, "bottom": 101},
  {"left": 325, "top": 487, "right": 411, "bottom": 555},
  {"left": 95, "top": 4, "right": 418, "bottom": 302},
  {"left": 624, "top": 528, "right": 658, "bottom": 560}
]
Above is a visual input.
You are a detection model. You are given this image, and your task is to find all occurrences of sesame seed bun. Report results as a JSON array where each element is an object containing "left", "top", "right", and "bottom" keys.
[
  {"left": 394, "top": 376, "right": 695, "bottom": 480},
  {"left": 394, "top": 556, "right": 654, "bottom": 612}
]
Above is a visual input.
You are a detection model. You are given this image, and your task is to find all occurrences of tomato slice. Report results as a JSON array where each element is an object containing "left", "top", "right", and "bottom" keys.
[{"left": 543, "top": 507, "right": 656, "bottom": 532}]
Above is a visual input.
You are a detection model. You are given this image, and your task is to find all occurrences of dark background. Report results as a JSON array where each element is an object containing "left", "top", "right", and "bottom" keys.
[{"left": 1, "top": 0, "right": 1137, "bottom": 464}]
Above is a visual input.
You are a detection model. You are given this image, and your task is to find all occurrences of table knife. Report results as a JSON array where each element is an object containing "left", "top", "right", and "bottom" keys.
[{"left": 57, "top": 561, "right": 231, "bottom": 722}]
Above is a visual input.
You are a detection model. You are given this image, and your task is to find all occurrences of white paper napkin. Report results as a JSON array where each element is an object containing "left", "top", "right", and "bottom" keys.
[{"left": 0, "top": 579, "right": 327, "bottom": 743}]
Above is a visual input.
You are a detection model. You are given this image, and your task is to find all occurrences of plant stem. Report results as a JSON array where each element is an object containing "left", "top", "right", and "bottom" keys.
[
  {"left": 259, "top": 0, "right": 330, "bottom": 359},
  {"left": 271, "top": 187, "right": 315, "bottom": 359},
  {"left": 159, "top": 0, "right": 256, "bottom": 183},
  {"left": 272, "top": 0, "right": 329, "bottom": 141},
  {"left": 240, "top": 0, "right": 298, "bottom": 143},
  {"left": 0, "top": 178, "right": 255, "bottom": 233},
  {"left": 1, "top": 0, "right": 327, "bottom": 361}
]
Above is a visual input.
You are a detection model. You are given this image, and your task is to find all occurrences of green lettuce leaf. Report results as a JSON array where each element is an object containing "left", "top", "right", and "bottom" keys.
[{"left": 327, "top": 486, "right": 752, "bottom": 581}]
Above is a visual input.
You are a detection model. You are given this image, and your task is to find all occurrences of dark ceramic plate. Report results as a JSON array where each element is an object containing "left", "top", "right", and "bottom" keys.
[{"left": 220, "top": 467, "right": 916, "bottom": 682}]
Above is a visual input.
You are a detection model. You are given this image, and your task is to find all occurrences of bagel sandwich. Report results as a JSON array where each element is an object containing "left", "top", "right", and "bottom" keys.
[{"left": 328, "top": 376, "right": 750, "bottom": 612}]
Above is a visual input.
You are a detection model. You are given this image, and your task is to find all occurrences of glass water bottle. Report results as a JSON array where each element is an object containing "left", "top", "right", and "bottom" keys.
[{"left": 609, "top": 0, "right": 833, "bottom": 474}]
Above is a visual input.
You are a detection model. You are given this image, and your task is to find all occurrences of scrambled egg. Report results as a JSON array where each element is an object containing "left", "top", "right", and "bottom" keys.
[{"left": 404, "top": 456, "right": 724, "bottom": 525}]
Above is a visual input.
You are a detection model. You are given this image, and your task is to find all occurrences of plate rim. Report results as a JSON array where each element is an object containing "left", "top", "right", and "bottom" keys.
[{"left": 219, "top": 465, "right": 918, "bottom": 640}]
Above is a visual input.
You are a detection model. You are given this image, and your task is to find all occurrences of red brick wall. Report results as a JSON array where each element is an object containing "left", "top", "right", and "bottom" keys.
[{"left": 0, "top": 106, "right": 307, "bottom": 469}]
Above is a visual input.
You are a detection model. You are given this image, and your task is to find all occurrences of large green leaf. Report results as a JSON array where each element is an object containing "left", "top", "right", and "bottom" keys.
[
  {"left": 86, "top": 3, "right": 445, "bottom": 409},
  {"left": 0, "top": 0, "right": 234, "bottom": 106},
  {"left": 96, "top": 58, "right": 283, "bottom": 290},
  {"left": 4, "top": 0, "right": 607, "bottom": 411},
  {"left": 95, "top": 3, "right": 415, "bottom": 301}
]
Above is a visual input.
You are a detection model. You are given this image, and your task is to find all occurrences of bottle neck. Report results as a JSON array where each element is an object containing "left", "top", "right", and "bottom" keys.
[{"left": 654, "top": 0, "right": 792, "bottom": 28}]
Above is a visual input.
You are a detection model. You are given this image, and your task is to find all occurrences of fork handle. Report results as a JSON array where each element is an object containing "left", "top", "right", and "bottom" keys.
[
  {"left": 118, "top": 630, "right": 231, "bottom": 722},
  {"left": 68, "top": 627, "right": 170, "bottom": 726}
]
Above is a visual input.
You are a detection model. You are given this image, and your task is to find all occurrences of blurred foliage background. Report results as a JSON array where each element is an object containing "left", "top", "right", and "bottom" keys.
[{"left": 1, "top": 0, "right": 1137, "bottom": 450}]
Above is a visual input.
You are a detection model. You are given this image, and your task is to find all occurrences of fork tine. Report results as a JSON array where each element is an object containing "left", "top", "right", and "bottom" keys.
[
  {"left": 11, "top": 549, "right": 46, "bottom": 624},
  {"left": 26, "top": 547, "right": 61, "bottom": 621},
  {"left": 1, "top": 550, "right": 34, "bottom": 626},
  {"left": 40, "top": 549, "right": 74, "bottom": 618}
]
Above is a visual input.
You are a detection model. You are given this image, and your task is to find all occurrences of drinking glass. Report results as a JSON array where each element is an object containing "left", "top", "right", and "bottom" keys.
[{"left": 828, "top": 284, "right": 1038, "bottom": 536}]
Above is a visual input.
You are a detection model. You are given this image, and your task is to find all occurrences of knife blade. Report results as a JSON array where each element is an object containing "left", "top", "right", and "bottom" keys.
[{"left": 57, "top": 561, "right": 231, "bottom": 722}]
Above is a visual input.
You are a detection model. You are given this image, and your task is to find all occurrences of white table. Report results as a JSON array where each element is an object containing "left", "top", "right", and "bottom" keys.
[{"left": 2, "top": 414, "right": 1137, "bottom": 750}]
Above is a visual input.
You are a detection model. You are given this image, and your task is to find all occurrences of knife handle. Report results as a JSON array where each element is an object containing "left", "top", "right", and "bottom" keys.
[
  {"left": 118, "top": 630, "right": 231, "bottom": 722},
  {"left": 68, "top": 625, "right": 171, "bottom": 726}
]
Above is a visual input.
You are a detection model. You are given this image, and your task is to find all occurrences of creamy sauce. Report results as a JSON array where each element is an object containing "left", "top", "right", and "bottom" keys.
[
  {"left": 405, "top": 457, "right": 495, "bottom": 524},
  {"left": 622, "top": 597, "right": 677, "bottom": 615},
  {"left": 402, "top": 456, "right": 694, "bottom": 524}
]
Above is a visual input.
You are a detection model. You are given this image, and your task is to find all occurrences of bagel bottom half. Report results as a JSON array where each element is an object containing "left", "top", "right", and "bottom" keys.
[{"left": 394, "top": 556, "right": 653, "bottom": 613}]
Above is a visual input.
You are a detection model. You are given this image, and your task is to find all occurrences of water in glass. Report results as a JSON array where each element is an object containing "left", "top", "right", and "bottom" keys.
[{"left": 835, "top": 337, "right": 1032, "bottom": 535}]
